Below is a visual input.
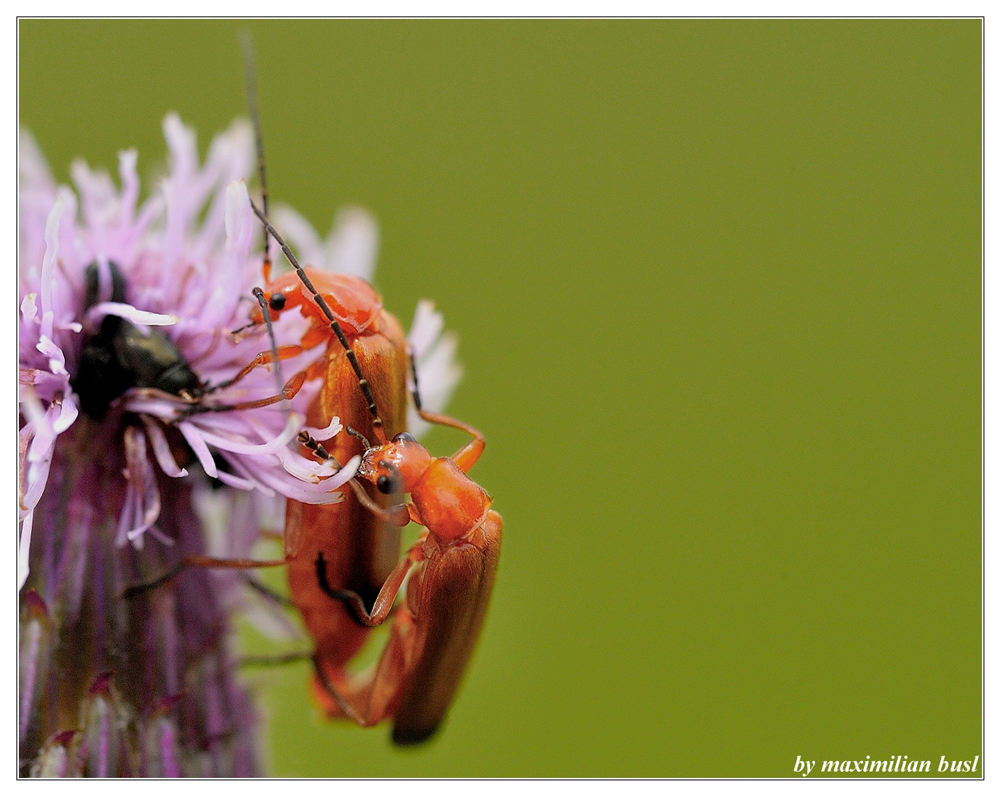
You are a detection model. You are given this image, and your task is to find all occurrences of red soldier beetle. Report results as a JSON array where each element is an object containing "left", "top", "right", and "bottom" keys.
[
  {"left": 121, "top": 214, "right": 413, "bottom": 716},
  {"left": 252, "top": 207, "right": 503, "bottom": 745},
  {"left": 315, "top": 418, "right": 503, "bottom": 745}
]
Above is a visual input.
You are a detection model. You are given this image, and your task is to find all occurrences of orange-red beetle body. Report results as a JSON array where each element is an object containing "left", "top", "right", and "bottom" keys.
[
  {"left": 311, "top": 423, "right": 503, "bottom": 745},
  {"left": 256, "top": 267, "right": 410, "bottom": 670}
]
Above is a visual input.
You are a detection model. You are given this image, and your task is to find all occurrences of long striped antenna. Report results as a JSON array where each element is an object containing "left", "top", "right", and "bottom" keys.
[
  {"left": 249, "top": 200, "right": 387, "bottom": 441},
  {"left": 297, "top": 428, "right": 408, "bottom": 525},
  {"left": 240, "top": 30, "right": 273, "bottom": 282}
]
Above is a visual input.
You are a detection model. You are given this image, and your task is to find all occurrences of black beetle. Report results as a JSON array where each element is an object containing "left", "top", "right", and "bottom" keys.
[{"left": 72, "top": 261, "right": 202, "bottom": 418}]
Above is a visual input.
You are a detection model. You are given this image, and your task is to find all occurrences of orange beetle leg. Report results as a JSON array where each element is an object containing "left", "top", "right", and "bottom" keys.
[
  {"left": 312, "top": 608, "right": 417, "bottom": 726},
  {"left": 192, "top": 369, "right": 310, "bottom": 415},
  {"left": 211, "top": 344, "right": 305, "bottom": 392},
  {"left": 300, "top": 322, "right": 333, "bottom": 350},
  {"left": 407, "top": 344, "right": 484, "bottom": 472},
  {"left": 414, "top": 408, "right": 485, "bottom": 474},
  {"left": 346, "top": 479, "right": 411, "bottom": 528}
]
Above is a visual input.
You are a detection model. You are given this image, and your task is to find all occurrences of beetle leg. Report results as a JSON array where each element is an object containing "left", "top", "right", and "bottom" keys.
[
  {"left": 241, "top": 573, "right": 295, "bottom": 607},
  {"left": 121, "top": 553, "right": 291, "bottom": 598},
  {"left": 208, "top": 344, "right": 306, "bottom": 392},
  {"left": 315, "top": 542, "right": 424, "bottom": 627},
  {"left": 186, "top": 369, "right": 310, "bottom": 415},
  {"left": 312, "top": 656, "right": 369, "bottom": 725},
  {"left": 407, "top": 345, "right": 484, "bottom": 472},
  {"left": 347, "top": 479, "right": 411, "bottom": 527},
  {"left": 241, "top": 649, "right": 313, "bottom": 667},
  {"left": 416, "top": 409, "right": 485, "bottom": 473},
  {"left": 406, "top": 503, "right": 426, "bottom": 526},
  {"left": 312, "top": 607, "right": 417, "bottom": 726}
]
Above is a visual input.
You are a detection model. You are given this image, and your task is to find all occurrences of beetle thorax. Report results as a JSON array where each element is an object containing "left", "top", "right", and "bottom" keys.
[
  {"left": 309, "top": 271, "right": 383, "bottom": 334},
  {"left": 259, "top": 269, "right": 383, "bottom": 335},
  {"left": 411, "top": 458, "right": 492, "bottom": 543}
]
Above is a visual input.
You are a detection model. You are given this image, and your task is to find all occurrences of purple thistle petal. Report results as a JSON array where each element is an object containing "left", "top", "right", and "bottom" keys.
[
  {"left": 140, "top": 416, "right": 189, "bottom": 478},
  {"left": 31, "top": 733, "right": 72, "bottom": 778},
  {"left": 38, "top": 197, "right": 65, "bottom": 337},
  {"left": 191, "top": 412, "right": 302, "bottom": 456},
  {"left": 21, "top": 292, "right": 37, "bottom": 323},
  {"left": 177, "top": 420, "right": 219, "bottom": 478},
  {"left": 213, "top": 469, "right": 267, "bottom": 492},
  {"left": 19, "top": 591, "right": 50, "bottom": 740},
  {"left": 304, "top": 415, "right": 344, "bottom": 441},
  {"left": 118, "top": 149, "right": 140, "bottom": 230},
  {"left": 407, "top": 300, "right": 463, "bottom": 438},
  {"left": 92, "top": 694, "right": 110, "bottom": 777},
  {"left": 157, "top": 717, "right": 181, "bottom": 777},
  {"left": 51, "top": 395, "right": 78, "bottom": 434},
  {"left": 34, "top": 336, "right": 67, "bottom": 380},
  {"left": 18, "top": 511, "right": 35, "bottom": 591},
  {"left": 117, "top": 428, "right": 162, "bottom": 547},
  {"left": 86, "top": 301, "right": 179, "bottom": 326}
]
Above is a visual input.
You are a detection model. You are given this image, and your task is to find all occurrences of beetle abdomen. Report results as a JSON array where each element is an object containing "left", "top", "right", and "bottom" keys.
[{"left": 392, "top": 511, "right": 503, "bottom": 745}]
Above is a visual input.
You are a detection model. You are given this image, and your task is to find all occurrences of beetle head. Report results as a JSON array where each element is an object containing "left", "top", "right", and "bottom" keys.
[
  {"left": 358, "top": 432, "right": 432, "bottom": 495},
  {"left": 250, "top": 271, "right": 305, "bottom": 325}
]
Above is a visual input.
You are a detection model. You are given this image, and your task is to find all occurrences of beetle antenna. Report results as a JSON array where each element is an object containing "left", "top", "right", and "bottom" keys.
[
  {"left": 297, "top": 428, "right": 405, "bottom": 522},
  {"left": 230, "top": 319, "right": 256, "bottom": 335},
  {"left": 296, "top": 429, "right": 343, "bottom": 471},
  {"left": 251, "top": 286, "right": 290, "bottom": 416},
  {"left": 344, "top": 425, "right": 371, "bottom": 450},
  {"left": 249, "top": 200, "right": 387, "bottom": 439},
  {"left": 240, "top": 30, "right": 273, "bottom": 282},
  {"left": 408, "top": 347, "right": 424, "bottom": 412}
]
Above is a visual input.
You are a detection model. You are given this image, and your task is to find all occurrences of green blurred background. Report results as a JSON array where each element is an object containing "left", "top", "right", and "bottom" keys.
[{"left": 19, "top": 20, "right": 981, "bottom": 777}]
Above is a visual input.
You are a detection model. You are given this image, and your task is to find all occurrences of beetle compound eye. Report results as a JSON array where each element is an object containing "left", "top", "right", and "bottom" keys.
[
  {"left": 268, "top": 293, "right": 286, "bottom": 311},
  {"left": 392, "top": 432, "right": 416, "bottom": 443},
  {"left": 376, "top": 473, "right": 400, "bottom": 494}
]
